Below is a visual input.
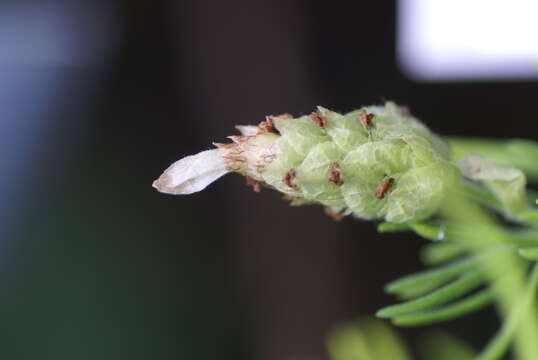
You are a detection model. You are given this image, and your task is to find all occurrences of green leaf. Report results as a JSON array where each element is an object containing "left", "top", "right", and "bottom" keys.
[
  {"left": 420, "top": 242, "right": 467, "bottom": 265},
  {"left": 456, "top": 180, "right": 504, "bottom": 214},
  {"left": 327, "top": 319, "right": 412, "bottom": 360},
  {"left": 518, "top": 211, "right": 538, "bottom": 222},
  {"left": 418, "top": 332, "right": 476, "bottom": 360},
  {"left": 392, "top": 288, "right": 494, "bottom": 326},
  {"left": 448, "top": 137, "right": 538, "bottom": 183},
  {"left": 359, "top": 320, "right": 413, "bottom": 360},
  {"left": 327, "top": 323, "right": 372, "bottom": 360},
  {"left": 518, "top": 247, "right": 538, "bottom": 260},
  {"left": 385, "top": 255, "right": 484, "bottom": 299},
  {"left": 476, "top": 264, "right": 538, "bottom": 360},
  {"left": 409, "top": 221, "right": 447, "bottom": 241},
  {"left": 457, "top": 154, "right": 528, "bottom": 217},
  {"left": 402, "top": 219, "right": 467, "bottom": 242},
  {"left": 377, "top": 269, "right": 487, "bottom": 318},
  {"left": 377, "top": 222, "right": 412, "bottom": 233}
]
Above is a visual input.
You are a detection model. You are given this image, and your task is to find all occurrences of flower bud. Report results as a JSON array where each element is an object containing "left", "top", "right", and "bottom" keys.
[{"left": 153, "top": 102, "right": 460, "bottom": 223}]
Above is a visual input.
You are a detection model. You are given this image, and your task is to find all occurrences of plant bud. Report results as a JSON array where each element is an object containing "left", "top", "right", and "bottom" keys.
[
  {"left": 457, "top": 153, "right": 527, "bottom": 217},
  {"left": 153, "top": 102, "right": 460, "bottom": 223}
]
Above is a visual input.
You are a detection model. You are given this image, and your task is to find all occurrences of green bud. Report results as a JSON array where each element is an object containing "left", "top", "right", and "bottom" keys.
[
  {"left": 153, "top": 102, "right": 460, "bottom": 223},
  {"left": 457, "top": 153, "right": 528, "bottom": 217},
  {"left": 448, "top": 138, "right": 538, "bottom": 182}
]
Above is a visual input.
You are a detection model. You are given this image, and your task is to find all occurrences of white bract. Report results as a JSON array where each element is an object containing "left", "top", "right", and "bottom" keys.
[{"left": 152, "top": 149, "right": 228, "bottom": 195}]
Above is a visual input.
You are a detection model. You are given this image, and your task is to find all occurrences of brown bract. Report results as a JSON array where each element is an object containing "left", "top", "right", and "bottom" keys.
[
  {"left": 375, "top": 178, "right": 395, "bottom": 199},
  {"left": 311, "top": 110, "right": 327, "bottom": 129},
  {"left": 215, "top": 136, "right": 251, "bottom": 172},
  {"left": 324, "top": 206, "right": 344, "bottom": 221},
  {"left": 282, "top": 194, "right": 302, "bottom": 206},
  {"left": 275, "top": 113, "right": 293, "bottom": 120},
  {"left": 359, "top": 109, "right": 374, "bottom": 128},
  {"left": 328, "top": 162, "right": 343, "bottom": 186},
  {"left": 257, "top": 113, "right": 292, "bottom": 135},
  {"left": 283, "top": 168, "right": 299, "bottom": 190},
  {"left": 245, "top": 177, "right": 262, "bottom": 193},
  {"left": 258, "top": 116, "right": 278, "bottom": 134}
]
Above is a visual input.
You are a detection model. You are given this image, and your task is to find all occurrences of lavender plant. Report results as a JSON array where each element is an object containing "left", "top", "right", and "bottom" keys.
[{"left": 153, "top": 102, "right": 538, "bottom": 360}]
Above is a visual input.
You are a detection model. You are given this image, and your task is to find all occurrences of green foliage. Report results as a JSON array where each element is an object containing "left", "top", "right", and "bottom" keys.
[
  {"left": 420, "top": 242, "right": 467, "bottom": 265},
  {"left": 383, "top": 251, "right": 492, "bottom": 299},
  {"left": 519, "top": 247, "right": 538, "bottom": 260},
  {"left": 476, "top": 264, "right": 538, "bottom": 360},
  {"left": 392, "top": 289, "right": 494, "bottom": 327},
  {"left": 375, "top": 137, "right": 538, "bottom": 360},
  {"left": 327, "top": 319, "right": 412, "bottom": 360},
  {"left": 378, "top": 268, "right": 488, "bottom": 318},
  {"left": 418, "top": 332, "right": 476, "bottom": 360},
  {"left": 448, "top": 138, "right": 538, "bottom": 182},
  {"left": 326, "top": 321, "right": 478, "bottom": 360},
  {"left": 457, "top": 154, "right": 528, "bottom": 217}
]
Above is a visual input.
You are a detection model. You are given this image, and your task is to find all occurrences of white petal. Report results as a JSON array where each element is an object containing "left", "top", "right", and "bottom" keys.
[
  {"left": 152, "top": 149, "right": 228, "bottom": 195},
  {"left": 235, "top": 125, "right": 259, "bottom": 136}
]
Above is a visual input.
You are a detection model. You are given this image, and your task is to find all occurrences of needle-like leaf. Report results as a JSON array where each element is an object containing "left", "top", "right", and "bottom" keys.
[
  {"left": 378, "top": 269, "right": 487, "bottom": 318},
  {"left": 476, "top": 264, "right": 538, "bottom": 360},
  {"left": 420, "top": 242, "right": 467, "bottom": 265},
  {"left": 385, "top": 253, "right": 487, "bottom": 298},
  {"left": 518, "top": 247, "right": 538, "bottom": 260},
  {"left": 392, "top": 288, "right": 494, "bottom": 326}
]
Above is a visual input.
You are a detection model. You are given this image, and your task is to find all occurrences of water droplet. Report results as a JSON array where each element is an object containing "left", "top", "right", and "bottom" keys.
[{"left": 434, "top": 224, "right": 446, "bottom": 241}]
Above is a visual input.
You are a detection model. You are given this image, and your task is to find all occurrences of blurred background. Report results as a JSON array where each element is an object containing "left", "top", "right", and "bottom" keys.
[{"left": 1, "top": 0, "right": 537, "bottom": 359}]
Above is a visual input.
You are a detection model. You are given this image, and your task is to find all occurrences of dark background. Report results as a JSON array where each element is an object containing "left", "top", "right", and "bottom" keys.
[{"left": 1, "top": 1, "right": 536, "bottom": 359}]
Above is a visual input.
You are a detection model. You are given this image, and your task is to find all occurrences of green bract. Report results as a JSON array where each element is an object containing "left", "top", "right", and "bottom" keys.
[
  {"left": 153, "top": 102, "right": 460, "bottom": 223},
  {"left": 457, "top": 153, "right": 528, "bottom": 217}
]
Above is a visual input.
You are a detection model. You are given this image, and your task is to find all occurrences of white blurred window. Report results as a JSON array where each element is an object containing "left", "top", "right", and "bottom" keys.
[{"left": 397, "top": 0, "right": 538, "bottom": 81}]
